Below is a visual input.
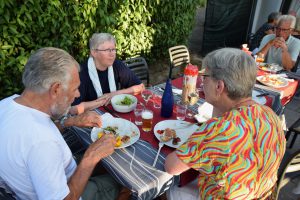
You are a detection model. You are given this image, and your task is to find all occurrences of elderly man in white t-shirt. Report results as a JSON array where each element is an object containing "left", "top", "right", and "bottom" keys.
[
  {"left": 0, "top": 47, "right": 120, "bottom": 200},
  {"left": 258, "top": 15, "right": 300, "bottom": 71}
]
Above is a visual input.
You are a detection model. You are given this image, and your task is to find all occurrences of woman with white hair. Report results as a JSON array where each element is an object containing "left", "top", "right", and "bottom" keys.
[
  {"left": 165, "top": 48, "right": 286, "bottom": 199},
  {"left": 72, "top": 33, "right": 144, "bottom": 113}
]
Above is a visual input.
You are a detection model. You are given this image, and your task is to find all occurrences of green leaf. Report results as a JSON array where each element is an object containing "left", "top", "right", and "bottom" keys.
[{"left": 1, "top": 45, "right": 13, "bottom": 50}]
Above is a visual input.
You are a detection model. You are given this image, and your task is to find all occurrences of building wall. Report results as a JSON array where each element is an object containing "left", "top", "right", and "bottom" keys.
[{"left": 251, "top": 0, "right": 282, "bottom": 33}]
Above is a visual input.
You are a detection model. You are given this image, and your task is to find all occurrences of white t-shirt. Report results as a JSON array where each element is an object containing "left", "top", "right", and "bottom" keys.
[
  {"left": 0, "top": 95, "right": 77, "bottom": 200},
  {"left": 258, "top": 34, "right": 300, "bottom": 65}
]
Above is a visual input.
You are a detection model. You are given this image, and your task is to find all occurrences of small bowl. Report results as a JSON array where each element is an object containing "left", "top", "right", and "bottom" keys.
[{"left": 111, "top": 94, "right": 137, "bottom": 113}]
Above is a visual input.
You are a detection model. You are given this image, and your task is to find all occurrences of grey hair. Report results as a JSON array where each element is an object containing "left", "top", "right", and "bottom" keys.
[
  {"left": 202, "top": 48, "right": 257, "bottom": 100},
  {"left": 22, "top": 47, "right": 80, "bottom": 93},
  {"left": 278, "top": 15, "right": 296, "bottom": 28},
  {"left": 89, "top": 33, "right": 116, "bottom": 50}
]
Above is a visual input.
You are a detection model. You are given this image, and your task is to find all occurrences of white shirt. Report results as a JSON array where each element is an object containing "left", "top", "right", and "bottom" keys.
[
  {"left": 258, "top": 34, "right": 300, "bottom": 65},
  {"left": 0, "top": 95, "right": 77, "bottom": 200}
]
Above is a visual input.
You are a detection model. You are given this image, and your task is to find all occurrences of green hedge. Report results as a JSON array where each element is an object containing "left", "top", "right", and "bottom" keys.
[{"left": 0, "top": 0, "right": 204, "bottom": 99}]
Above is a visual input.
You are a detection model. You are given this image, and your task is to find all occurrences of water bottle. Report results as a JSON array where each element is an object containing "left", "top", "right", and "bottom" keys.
[{"left": 161, "top": 79, "right": 174, "bottom": 118}]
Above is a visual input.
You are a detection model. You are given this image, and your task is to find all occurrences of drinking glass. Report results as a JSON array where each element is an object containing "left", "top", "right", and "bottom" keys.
[
  {"left": 152, "top": 86, "right": 161, "bottom": 109},
  {"left": 176, "top": 101, "right": 187, "bottom": 120},
  {"left": 256, "top": 53, "right": 265, "bottom": 67},
  {"left": 134, "top": 103, "right": 144, "bottom": 125},
  {"left": 186, "top": 92, "right": 199, "bottom": 119},
  {"left": 141, "top": 86, "right": 153, "bottom": 107},
  {"left": 142, "top": 109, "right": 153, "bottom": 132}
]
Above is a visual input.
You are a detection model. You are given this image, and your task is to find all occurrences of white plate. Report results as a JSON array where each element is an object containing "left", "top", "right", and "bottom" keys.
[
  {"left": 257, "top": 63, "right": 283, "bottom": 72},
  {"left": 257, "top": 74, "right": 288, "bottom": 88},
  {"left": 252, "top": 90, "right": 267, "bottom": 105},
  {"left": 90, "top": 118, "right": 140, "bottom": 149},
  {"left": 154, "top": 120, "right": 199, "bottom": 148}
]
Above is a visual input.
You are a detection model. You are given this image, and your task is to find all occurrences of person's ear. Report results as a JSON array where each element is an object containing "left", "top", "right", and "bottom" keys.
[
  {"left": 216, "top": 80, "right": 225, "bottom": 94},
  {"left": 49, "top": 82, "right": 62, "bottom": 99},
  {"left": 90, "top": 50, "right": 96, "bottom": 58}
]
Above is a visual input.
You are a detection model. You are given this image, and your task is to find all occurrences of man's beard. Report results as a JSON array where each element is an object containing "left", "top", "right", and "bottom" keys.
[{"left": 50, "top": 96, "right": 71, "bottom": 120}]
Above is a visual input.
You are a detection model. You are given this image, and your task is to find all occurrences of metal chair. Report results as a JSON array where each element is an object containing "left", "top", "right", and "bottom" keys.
[
  {"left": 275, "top": 149, "right": 300, "bottom": 200},
  {"left": 123, "top": 56, "right": 150, "bottom": 86},
  {"left": 0, "top": 187, "right": 15, "bottom": 200},
  {"left": 168, "top": 45, "right": 190, "bottom": 79},
  {"left": 285, "top": 117, "right": 300, "bottom": 149}
]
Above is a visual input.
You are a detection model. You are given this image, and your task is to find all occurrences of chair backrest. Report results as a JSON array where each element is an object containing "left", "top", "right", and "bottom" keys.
[
  {"left": 0, "top": 187, "right": 15, "bottom": 200},
  {"left": 123, "top": 56, "right": 149, "bottom": 86},
  {"left": 168, "top": 45, "right": 190, "bottom": 79},
  {"left": 292, "top": 52, "right": 300, "bottom": 73},
  {"left": 275, "top": 149, "right": 300, "bottom": 200}
]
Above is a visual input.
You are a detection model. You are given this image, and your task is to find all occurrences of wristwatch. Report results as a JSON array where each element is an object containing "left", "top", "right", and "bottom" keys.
[{"left": 59, "top": 114, "right": 72, "bottom": 129}]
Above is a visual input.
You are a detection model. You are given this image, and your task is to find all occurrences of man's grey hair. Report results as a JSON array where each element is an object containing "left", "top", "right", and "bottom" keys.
[
  {"left": 278, "top": 15, "right": 296, "bottom": 28},
  {"left": 202, "top": 48, "right": 257, "bottom": 100},
  {"left": 22, "top": 47, "right": 80, "bottom": 93},
  {"left": 89, "top": 33, "right": 116, "bottom": 50}
]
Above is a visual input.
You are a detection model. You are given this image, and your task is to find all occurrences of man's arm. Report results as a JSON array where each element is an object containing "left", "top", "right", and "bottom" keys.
[
  {"left": 165, "top": 152, "right": 190, "bottom": 175},
  {"left": 257, "top": 40, "right": 273, "bottom": 57},
  {"left": 55, "top": 111, "right": 102, "bottom": 131},
  {"left": 281, "top": 49, "right": 295, "bottom": 70},
  {"left": 64, "top": 134, "right": 116, "bottom": 200}
]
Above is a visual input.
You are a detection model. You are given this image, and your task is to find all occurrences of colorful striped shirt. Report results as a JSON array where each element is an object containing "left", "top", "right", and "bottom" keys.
[{"left": 176, "top": 104, "right": 286, "bottom": 199}]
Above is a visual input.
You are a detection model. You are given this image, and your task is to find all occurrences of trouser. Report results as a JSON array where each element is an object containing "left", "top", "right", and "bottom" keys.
[{"left": 82, "top": 174, "right": 120, "bottom": 200}]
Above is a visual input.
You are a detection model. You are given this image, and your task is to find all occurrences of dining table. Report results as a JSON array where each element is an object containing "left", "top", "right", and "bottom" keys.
[{"left": 63, "top": 72, "right": 297, "bottom": 200}]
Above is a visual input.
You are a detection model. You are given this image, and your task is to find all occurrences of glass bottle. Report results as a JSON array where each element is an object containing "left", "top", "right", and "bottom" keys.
[
  {"left": 161, "top": 79, "right": 174, "bottom": 118},
  {"left": 182, "top": 64, "right": 198, "bottom": 104}
]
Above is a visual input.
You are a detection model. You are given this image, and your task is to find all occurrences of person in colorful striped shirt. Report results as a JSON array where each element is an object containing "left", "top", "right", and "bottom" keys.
[{"left": 165, "top": 47, "right": 286, "bottom": 200}]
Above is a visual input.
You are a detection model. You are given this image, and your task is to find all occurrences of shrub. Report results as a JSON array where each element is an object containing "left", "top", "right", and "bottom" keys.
[{"left": 0, "top": 0, "right": 202, "bottom": 99}]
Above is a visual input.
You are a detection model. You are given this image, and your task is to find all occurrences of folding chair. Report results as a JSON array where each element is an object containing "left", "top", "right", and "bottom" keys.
[
  {"left": 275, "top": 149, "right": 300, "bottom": 200},
  {"left": 123, "top": 56, "right": 150, "bottom": 86},
  {"left": 168, "top": 45, "right": 190, "bottom": 79}
]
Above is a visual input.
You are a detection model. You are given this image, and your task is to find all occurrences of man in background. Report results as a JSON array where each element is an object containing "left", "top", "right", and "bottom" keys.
[{"left": 258, "top": 15, "right": 300, "bottom": 71}]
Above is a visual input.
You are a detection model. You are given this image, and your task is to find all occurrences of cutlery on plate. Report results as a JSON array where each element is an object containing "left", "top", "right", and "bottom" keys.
[
  {"left": 103, "top": 106, "right": 121, "bottom": 118},
  {"left": 256, "top": 93, "right": 269, "bottom": 97},
  {"left": 152, "top": 142, "right": 164, "bottom": 167}
]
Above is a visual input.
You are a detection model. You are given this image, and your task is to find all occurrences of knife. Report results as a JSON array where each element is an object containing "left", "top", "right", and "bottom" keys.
[
  {"left": 103, "top": 106, "right": 121, "bottom": 118},
  {"left": 256, "top": 93, "right": 269, "bottom": 97}
]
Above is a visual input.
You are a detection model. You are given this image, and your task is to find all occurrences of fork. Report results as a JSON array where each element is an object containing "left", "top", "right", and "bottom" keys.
[{"left": 152, "top": 142, "right": 164, "bottom": 167}]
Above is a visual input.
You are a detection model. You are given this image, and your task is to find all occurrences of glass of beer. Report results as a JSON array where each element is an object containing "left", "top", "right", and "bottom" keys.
[{"left": 142, "top": 109, "right": 153, "bottom": 132}]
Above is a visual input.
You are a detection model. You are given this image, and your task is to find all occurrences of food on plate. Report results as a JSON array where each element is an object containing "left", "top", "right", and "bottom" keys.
[
  {"left": 260, "top": 75, "right": 285, "bottom": 86},
  {"left": 130, "top": 131, "right": 138, "bottom": 137},
  {"left": 160, "top": 128, "right": 178, "bottom": 142},
  {"left": 165, "top": 128, "right": 176, "bottom": 138},
  {"left": 116, "top": 96, "right": 135, "bottom": 106},
  {"left": 103, "top": 126, "right": 118, "bottom": 135},
  {"left": 121, "top": 135, "right": 131, "bottom": 143},
  {"left": 115, "top": 136, "right": 122, "bottom": 147},
  {"left": 172, "top": 137, "right": 181, "bottom": 145},
  {"left": 97, "top": 130, "right": 127, "bottom": 147},
  {"left": 259, "top": 63, "right": 271, "bottom": 71},
  {"left": 157, "top": 130, "right": 164, "bottom": 135},
  {"left": 97, "top": 132, "right": 104, "bottom": 139}
]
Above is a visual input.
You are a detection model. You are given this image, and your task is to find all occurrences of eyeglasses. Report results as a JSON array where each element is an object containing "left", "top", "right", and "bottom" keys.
[
  {"left": 275, "top": 27, "right": 292, "bottom": 33},
  {"left": 93, "top": 48, "right": 117, "bottom": 53},
  {"left": 201, "top": 74, "right": 211, "bottom": 79}
]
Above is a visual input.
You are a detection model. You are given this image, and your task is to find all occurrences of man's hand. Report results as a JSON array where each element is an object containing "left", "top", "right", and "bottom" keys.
[
  {"left": 65, "top": 111, "right": 102, "bottom": 128},
  {"left": 84, "top": 134, "right": 116, "bottom": 164},
  {"left": 273, "top": 37, "right": 288, "bottom": 51}
]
